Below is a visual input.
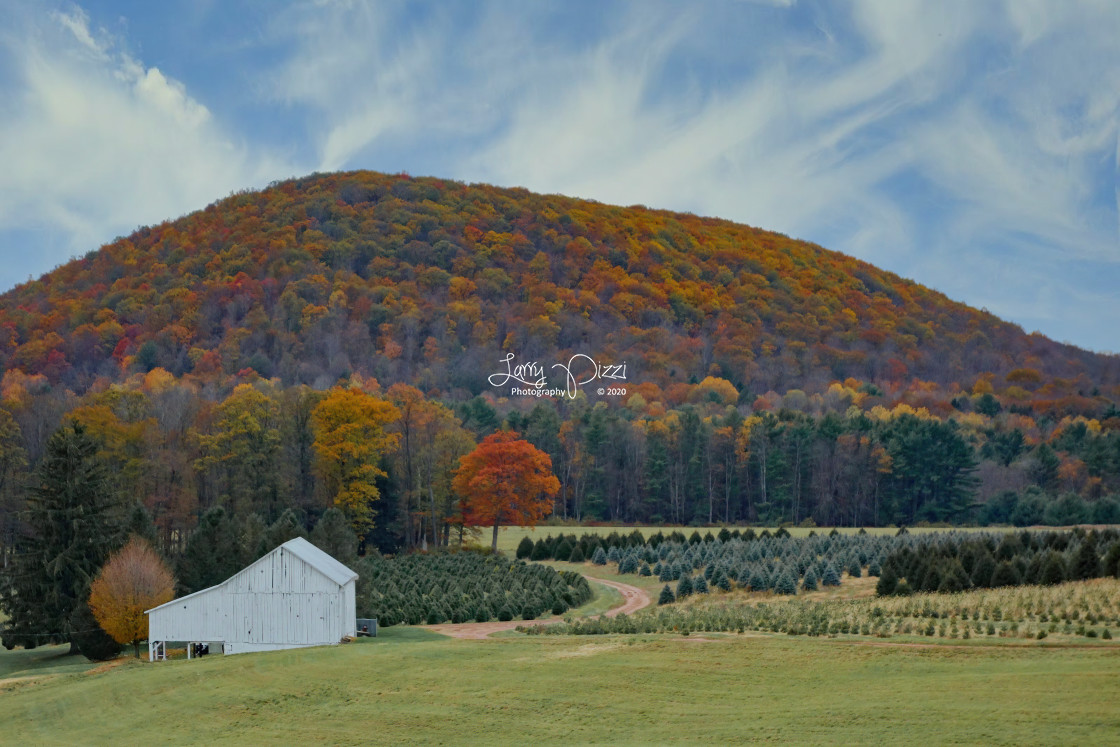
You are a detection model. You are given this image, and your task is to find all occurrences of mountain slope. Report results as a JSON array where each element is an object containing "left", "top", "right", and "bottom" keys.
[{"left": 1, "top": 170, "right": 1117, "bottom": 408}]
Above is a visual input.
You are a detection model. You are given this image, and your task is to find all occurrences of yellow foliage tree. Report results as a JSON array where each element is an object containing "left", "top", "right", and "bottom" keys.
[
  {"left": 88, "top": 537, "right": 175, "bottom": 658},
  {"left": 311, "top": 387, "right": 400, "bottom": 538}
]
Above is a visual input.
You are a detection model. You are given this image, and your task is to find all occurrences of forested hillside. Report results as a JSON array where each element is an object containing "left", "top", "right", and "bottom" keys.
[{"left": 0, "top": 171, "right": 1119, "bottom": 557}]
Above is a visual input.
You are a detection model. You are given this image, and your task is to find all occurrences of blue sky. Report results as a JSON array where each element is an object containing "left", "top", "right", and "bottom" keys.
[{"left": 0, "top": 1, "right": 1117, "bottom": 353}]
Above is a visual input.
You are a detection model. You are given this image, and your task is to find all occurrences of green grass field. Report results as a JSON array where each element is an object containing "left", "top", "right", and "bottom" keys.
[{"left": 2, "top": 628, "right": 1118, "bottom": 745}]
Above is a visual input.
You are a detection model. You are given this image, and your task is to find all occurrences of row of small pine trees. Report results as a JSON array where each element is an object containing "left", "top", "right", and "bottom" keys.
[
  {"left": 357, "top": 550, "right": 592, "bottom": 626},
  {"left": 876, "top": 528, "right": 1120, "bottom": 596}
]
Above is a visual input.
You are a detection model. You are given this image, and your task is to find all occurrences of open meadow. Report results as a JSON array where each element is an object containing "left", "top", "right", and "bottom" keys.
[{"left": 3, "top": 626, "right": 1120, "bottom": 745}]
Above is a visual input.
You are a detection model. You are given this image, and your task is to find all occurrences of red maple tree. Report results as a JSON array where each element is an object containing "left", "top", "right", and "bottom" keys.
[{"left": 453, "top": 431, "right": 559, "bottom": 551}]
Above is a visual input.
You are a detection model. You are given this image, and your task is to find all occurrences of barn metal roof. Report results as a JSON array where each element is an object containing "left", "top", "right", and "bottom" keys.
[
  {"left": 279, "top": 537, "right": 358, "bottom": 587},
  {"left": 146, "top": 536, "right": 358, "bottom": 614}
]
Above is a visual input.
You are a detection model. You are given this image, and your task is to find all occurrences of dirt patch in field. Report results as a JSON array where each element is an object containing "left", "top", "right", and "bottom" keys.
[
  {"left": 420, "top": 574, "right": 652, "bottom": 640},
  {"left": 86, "top": 659, "right": 130, "bottom": 676}
]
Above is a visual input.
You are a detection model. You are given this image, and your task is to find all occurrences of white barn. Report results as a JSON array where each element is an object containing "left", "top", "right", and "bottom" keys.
[{"left": 146, "top": 537, "right": 358, "bottom": 659}]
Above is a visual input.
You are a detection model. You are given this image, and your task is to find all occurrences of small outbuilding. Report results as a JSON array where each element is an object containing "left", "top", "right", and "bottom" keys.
[{"left": 146, "top": 537, "right": 358, "bottom": 659}]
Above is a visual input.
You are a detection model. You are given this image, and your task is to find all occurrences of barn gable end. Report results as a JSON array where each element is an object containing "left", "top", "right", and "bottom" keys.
[{"left": 146, "top": 537, "right": 358, "bottom": 659}]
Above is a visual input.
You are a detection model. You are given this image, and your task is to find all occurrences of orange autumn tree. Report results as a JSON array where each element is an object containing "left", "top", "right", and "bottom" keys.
[
  {"left": 88, "top": 536, "right": 176, "bottom": 658},
  {"left": 453, "top": 430, "right": 560, "bottom": 552},
  {"left": 311, "top": 386, "right": 400, "bottom": 539}
]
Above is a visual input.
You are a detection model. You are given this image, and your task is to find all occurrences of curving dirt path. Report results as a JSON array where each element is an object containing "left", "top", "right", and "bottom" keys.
[{"left": 420, "top": 574, "right": 652, "bottom": 640}]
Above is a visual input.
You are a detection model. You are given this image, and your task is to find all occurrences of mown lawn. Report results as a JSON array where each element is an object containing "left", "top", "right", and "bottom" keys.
[{"left": 2, "top": 630, "right": 1118, "bottom": 745}]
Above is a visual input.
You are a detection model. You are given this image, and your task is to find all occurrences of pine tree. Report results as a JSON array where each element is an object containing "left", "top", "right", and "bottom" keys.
[
  {"left": 693, "top": 574, "right": 709, "bottom": 594},
  {"left": 176, "top": 506, "right": 243, "bottom": 594},
  {"left": 1039, "top": 552, "right": 1067, "bottom": 585},
  {"left": 822, "top": 563, "right": 842, "bottom": 587},
  {"left": 515, "top": 536, "right": 535, "bottom": 559},
  {"left": 802, "top": 567, "right": 819, "bottom": 592},
  {"left": 257, "top": 508, "right": 307, "bottom": 557},
  {"left": 311, "top": 507, "right": 359, "bottom": 567},
  {"left": 591, "top": 546, "right": 608, "bottom": 565},
  {"left": 875, "top": 566, "right": 898, "bottom": 596},
  {"left": 1, "top": 422, "right": 123, "bottom": 651},
  {"left": 568, "top": 544, "right": 585, "bottom": 563},
  {"left": 676, "top": 575, "right": 694, "bottom": 599},
  {"left": 774, "top": 569, "right": 798, "bottom": 595},
  {"left": 658, "top": 584, "right": 676, "bottom": 605},
  {"left": 124, "top": 501, "right": 159, "bottom": 552},
  {"left": 989, "top": 561, "right": 1021, "bottom": 588},
  {"left": 1072, "top": 537, "right": 1100, "bottom": 580},
  {"left": 553, "top": 540, "right": 574, "bottom": 562}
]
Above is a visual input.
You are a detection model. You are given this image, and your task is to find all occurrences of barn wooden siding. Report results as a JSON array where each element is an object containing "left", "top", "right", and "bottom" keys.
[{"left": 147, "top": 538, "right": 357, "bottom": 656}]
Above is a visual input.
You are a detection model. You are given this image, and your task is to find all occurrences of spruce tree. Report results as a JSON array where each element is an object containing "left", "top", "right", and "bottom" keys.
[
  {"left": 774, "top": 569, "right": 798, "bottom": 595},
  {"left": 822, "top": 562, "right": 842, "bottom": 587},
  {"left": 591, "top": 546, "right": 608, "bottom": 565},
  {"left": 1072, "top": 537, "right": 1100, "bottom": 580},
  {"left": 875, "top": 566, "right": 898, "bottom": 596},
  {"left": 1039, "top": 552, "right": 1067, "bottom": 585},
  {"left": 676, "top": 575, "right": 694, "bottom": 599},
  {"left": 176, "top": 506, "right": 243, "bottom": 594},
  {"left": 554, "top": 539, "right": 574, "bottom": 562},
  {"left": 658, "top": 584, "right": 676, "bottom": 605},
  {"left": 311, "top": 507, "right": 359, "bottom": 566},
  {"left": 989, "top": 561, "right": 1021, "bottom": 588},
  {"left": 257, "top": 508, "right": 307, "bottom": 556},
  {"left": 802, "top": 567, "right": 819, "bottom": 592},
  {"left": 693, "top": 574, "right": 709, "bottom": 594},
  {"left": 567, "top": 544, "right": 585, "bottom": 563},
  {"left": 1, "top": 422, "right": 123, "bottom": 651},
  {"left": 515, "top": 536, "right": 535, "bottom": 559}
]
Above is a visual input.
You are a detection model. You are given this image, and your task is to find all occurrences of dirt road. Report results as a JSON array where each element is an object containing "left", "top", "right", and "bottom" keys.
[{"left": 420, "top": 574, "right": 651, "bottom": 640}]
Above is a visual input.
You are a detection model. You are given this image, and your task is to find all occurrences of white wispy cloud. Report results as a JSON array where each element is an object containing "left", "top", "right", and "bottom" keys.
[{"left": 0, "top": 2, "right": 289, "bottom": 285}]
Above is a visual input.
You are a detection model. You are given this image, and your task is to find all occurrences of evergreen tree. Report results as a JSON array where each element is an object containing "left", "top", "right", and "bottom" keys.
[
  {"left": 658, "top": 584, "right": 676, "bottom": 605},
  {"left": 989, "top": 561, "right": 1021, "bottom": 588},
  {"left": 591, "top": 546, "right": 608, "bottom": 565},
  {"left": 693, "top": 574, "right": 709, "bottom": 594},
  {"left": 531, "top": 539, "right": 551, "bottom": 561},
  {"left": 846, "top": 557, "right": 862, "bottom": 578},
  {"left": 515, "top": 536, "right": 535, "bottom": 559},
  {"left": 1072, "top": 537, "right": 1100, "bottom": 580},
  {"left": 1039, "top": 552, "right": 1067, "bottom": 585},
  {"left": 257, "top": 508, "right": 307, "bottom": 556},
  {"left": 176, "top": 506, "right": 243, "bottom": 594},
  {"left": 970, "top": 552, "right": 996, "bottom": 589},
  {"left": 1, "top": 422, "right": 123, "bottom": 650},
  {"left": 311, "top": 507, "right": 359, "bottom": 567},
  {"left": 802, "top": 567, "right": 819, "bottom": 592},
  {"left": 1103, "top": 542, "right": 1120, "bottom": 578},
  {"left": 568, "top": 544, "right": 585, "bottom": 563},
  {"left": 676, "top": 575, "right": 694, "bottom": 599},
  {"left": 875, "top": 566, "right": 898, "bottom": 596},
  {"left": 554, "top": 539, "right": 574, "bottom": 562},
  {"left": 774, "top": 569, "right": 798, "bottom": 595},
  {"left": 124, "top": 501, "right": 159, "bottom": 552},
  {"left": 822, "top": 562, "right": 841, "bottom": 587}
]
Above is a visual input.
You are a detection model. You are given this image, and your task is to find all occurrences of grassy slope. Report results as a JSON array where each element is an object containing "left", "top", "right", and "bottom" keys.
[{"left": 2, "top": 631, "right": 1118, "bottom": 745}]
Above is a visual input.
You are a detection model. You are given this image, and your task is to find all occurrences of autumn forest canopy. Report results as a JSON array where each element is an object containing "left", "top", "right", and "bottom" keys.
[{"left": 0, "top": 170, "right": 1119, "bottom": 565}]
